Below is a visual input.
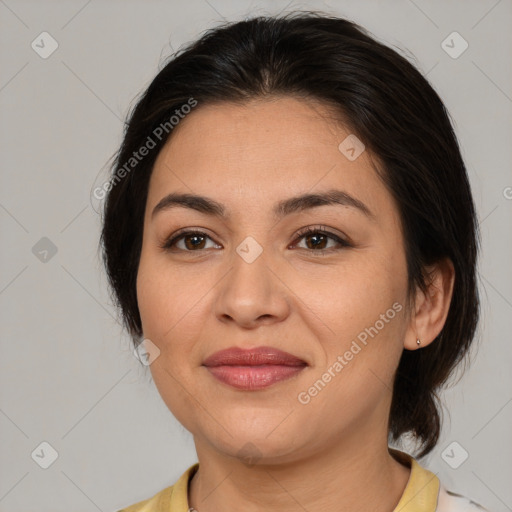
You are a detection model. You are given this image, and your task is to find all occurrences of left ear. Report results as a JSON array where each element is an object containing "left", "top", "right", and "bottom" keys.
[{"left": 404, "top": 257, "right": 455, "bottom": 351}]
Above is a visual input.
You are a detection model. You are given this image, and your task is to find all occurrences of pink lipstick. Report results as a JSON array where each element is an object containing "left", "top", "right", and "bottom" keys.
[{"left": 203, "top": 346, "right": 307, "bottom": 390}]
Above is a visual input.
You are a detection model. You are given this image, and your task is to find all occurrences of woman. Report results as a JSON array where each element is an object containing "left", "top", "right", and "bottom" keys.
[{"left": 101, "top": 11, "right": 490, "bottom": 512}]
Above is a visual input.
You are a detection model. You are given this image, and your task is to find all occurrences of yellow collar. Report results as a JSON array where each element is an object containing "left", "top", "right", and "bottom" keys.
[
  {"left": 389, "top": 448, "right": 440, "bottom": 511},
  {"left": 121, "top": 449, "right": 440, "bottom": 512}
]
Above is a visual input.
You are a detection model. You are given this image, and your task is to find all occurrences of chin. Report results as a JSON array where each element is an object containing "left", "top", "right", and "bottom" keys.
[
  {"left": 196, "top": 423, "right": 308, "bottom": 465},
  {"left": 222, "top": 440, "right": 301, "bottom": 466}
]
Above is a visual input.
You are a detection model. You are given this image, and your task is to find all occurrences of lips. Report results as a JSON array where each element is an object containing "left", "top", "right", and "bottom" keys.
[
  {"left": 202, "top": 346, "right": 307, "bottom": 367},
  {"left": 202, "top": 346, "right": 307, "bottom": 390}
]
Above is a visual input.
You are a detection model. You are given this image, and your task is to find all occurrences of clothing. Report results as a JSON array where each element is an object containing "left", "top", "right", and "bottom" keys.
[{"left": 116, "top": 448, "right": 490, "bottom": 512}]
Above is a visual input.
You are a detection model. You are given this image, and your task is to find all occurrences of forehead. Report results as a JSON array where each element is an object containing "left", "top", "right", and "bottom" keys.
[{"left": 148, "top": 96, "right": 396, "bottom": 224}]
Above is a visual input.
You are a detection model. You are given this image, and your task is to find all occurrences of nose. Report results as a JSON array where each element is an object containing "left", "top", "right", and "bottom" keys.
[{"left": 213, "top": 243, "right": 291, "bottom": 329}]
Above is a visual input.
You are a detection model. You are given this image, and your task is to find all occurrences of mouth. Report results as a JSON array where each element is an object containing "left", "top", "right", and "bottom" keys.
[{"left": 202, "top": 346, "right": 308, "bottom": 390}]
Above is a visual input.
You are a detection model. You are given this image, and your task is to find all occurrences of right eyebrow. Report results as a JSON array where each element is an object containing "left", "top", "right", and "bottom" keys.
[{"left": 152, "top": 193, "right": 226, "bottom": 220}]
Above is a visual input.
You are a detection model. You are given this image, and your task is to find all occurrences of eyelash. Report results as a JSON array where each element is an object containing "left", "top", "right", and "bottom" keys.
[{"left": 159, "top": 225, "right": 351, "bottom": 256}]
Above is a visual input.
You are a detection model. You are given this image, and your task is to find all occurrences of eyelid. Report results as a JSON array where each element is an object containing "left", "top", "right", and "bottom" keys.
[
  {"left": 292, "top": 225, "right": 352, "bottom": 248},
  {"left": 159, "top": 227, "right": 219, "bottom": 251},
  {"left": 160, "top": 225, "right": 352, "bottom": 252}
]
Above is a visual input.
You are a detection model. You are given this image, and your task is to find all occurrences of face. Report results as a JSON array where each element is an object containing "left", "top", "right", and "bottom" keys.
[{"left": 136, "top": 96, "right": 412, "bottom": 464}]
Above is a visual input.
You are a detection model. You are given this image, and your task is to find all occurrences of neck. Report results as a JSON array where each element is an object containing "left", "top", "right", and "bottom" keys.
[{"left": 188, "top": 428, "right": 411, "bottom": 512}]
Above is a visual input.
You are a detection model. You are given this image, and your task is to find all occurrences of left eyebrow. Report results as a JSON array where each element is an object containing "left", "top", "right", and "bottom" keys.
[
  {"left": 274, "top": 189, "right": 376, "bottom": 221},
  {"left": 151, "top": 189, "right": 376, "bottom": 222}
]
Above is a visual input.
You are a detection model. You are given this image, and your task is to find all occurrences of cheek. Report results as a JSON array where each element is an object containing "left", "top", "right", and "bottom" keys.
[
  {"left": 136, "top": 250, "right": 171, "bottom": 357},
  {"left": 298, "top": 256, "right": 406, "bottom": 341},
  {"left": 136, "top": 260, "right": 168, "bottom": 337},
  {"left": 136, "top": 252, "right": 213, "bottom": 359},
  {"left": 136, "top": 257, "right": 208, "bottom": 431},
  {"left": 297, "top": 252, "right": 408, "bottom": 404},
  {"left": 137, "top": 245, "right": 178, "bottom": 332}
]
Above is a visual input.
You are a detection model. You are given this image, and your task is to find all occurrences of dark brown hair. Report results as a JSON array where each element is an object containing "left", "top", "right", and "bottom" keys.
[{"left": 100, "top": 11, "right": 480, "bottom": 459}]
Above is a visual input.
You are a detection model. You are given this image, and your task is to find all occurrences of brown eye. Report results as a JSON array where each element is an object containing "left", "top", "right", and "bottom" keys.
[
  {"left": 293, "top": 226, "right": 351, "bottom": 254},
  {"left": 182, "top": 233, "right": 207, "bottom": 250},
  {"left": 161, "top": 230, "right": 220, "bottom": 251},
  {"left": 160, "top": 226, "right": 350, "bottom": 255},
  {"left": 303, "top": 232, "right": 329, "bottom": 250}
]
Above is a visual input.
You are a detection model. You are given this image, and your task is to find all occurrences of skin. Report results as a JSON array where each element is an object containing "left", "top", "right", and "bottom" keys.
[{"left": 136, "top": 95, "right": 455, "bottom": 512}]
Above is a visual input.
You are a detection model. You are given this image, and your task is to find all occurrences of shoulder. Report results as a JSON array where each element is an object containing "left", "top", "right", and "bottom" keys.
[
  {"left": 115, "top": 485, "right": 174, "bottom": 512},
  {"left": 437, "top": 483, "right": 492, "bottom": 512}
]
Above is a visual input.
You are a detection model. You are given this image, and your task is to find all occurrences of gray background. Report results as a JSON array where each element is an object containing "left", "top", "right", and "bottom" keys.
[{"left": 0, "top": 0, "right": 511, "bottom": 511}]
